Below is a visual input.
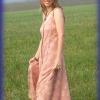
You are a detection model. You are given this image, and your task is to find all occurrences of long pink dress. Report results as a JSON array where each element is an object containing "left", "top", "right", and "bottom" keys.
[{"left": 28, "top": 8, "right": 71, "bottom": 100}]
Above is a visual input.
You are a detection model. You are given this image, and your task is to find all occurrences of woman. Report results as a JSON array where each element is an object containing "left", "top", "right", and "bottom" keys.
[{"left": 28, "top": 0, "right": 71, "bottom": 100}]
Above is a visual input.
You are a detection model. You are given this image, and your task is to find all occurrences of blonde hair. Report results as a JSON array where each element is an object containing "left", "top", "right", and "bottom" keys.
[
  {"left": 39, "top": 0, "right": 65, "bottom": 22},
  {"left": 40, "top": 0, "right": 61, "bottom": 15}
]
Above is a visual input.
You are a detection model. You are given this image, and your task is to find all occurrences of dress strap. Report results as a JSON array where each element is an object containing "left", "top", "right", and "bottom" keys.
[
  {"left": 53, "top": 8, "right": 56, "bottom": 18},
  {"left": 53, "top": 9, "right": 54, "bottom": 17}
]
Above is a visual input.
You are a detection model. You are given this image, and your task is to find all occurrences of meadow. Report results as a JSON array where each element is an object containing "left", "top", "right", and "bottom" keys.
[{"left": 4, "top": 4, "right": 96, "bottom": 100}]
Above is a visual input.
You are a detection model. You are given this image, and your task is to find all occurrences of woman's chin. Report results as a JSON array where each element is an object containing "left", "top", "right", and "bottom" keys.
[{"left": 44, "top": 4, "right": 51, "bottom": 7}]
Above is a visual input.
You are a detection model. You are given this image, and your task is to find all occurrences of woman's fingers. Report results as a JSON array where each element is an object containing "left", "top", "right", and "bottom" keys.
[
  {"left": 52, "top": 65, "right": 61, "bottom": 70},
  {"left": 57, "top": 65, "right": 62, "bottom": 69},
  {"left": 29, "top": 57, "right": 35, "bottom": 64}
]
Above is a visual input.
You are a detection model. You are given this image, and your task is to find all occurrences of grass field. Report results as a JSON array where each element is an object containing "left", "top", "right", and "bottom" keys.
[{"left": 4, "top": 4, "right": 96, "bottom": 100}]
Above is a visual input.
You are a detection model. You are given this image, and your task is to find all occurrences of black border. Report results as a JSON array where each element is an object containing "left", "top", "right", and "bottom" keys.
[
  {"left": 0, "top": 0, "right": 4, "bottom": 99},
  {"left": 97, "top": 0, "right": 100, "bottom": 100}
]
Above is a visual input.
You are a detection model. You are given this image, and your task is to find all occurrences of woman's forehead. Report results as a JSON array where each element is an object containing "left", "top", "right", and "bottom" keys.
[{"left": 41, "top": 0, "right": 53, "bottom": 1}]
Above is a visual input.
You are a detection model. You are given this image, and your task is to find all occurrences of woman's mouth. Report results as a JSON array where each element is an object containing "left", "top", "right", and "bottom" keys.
[{"left": 45, "top": 2, "right": 49, "bottom": 4}]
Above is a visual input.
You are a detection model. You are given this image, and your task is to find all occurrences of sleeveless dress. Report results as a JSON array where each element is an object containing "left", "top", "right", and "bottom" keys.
[{"left": 28, "top": 8, "right": 71, "bottom": 100}]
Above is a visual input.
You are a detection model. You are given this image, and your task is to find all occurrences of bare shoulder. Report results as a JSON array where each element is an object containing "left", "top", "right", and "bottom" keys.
[
  {"left": 54, "top": 7, "right": 64, "bottom": 14},
  {"left": 53, "top": 7, "right": 64, "bottom": 19},
  {"left": 53, "top": 7, "right": 64, "bottom": 20}
]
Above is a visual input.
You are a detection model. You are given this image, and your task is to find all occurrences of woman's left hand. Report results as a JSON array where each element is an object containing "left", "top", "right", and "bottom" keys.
[{"left": 52, "top": 61, "right": 62, "bottom": 70}]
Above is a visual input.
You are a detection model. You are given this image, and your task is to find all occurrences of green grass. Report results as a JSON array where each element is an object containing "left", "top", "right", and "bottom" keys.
[{"left": 4, "top": 4, "right": 96, "bottom": 100}]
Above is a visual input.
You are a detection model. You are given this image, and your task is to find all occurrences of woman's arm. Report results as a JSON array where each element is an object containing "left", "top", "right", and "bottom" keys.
[{"left": 54, "top": 8, "right": 65, "bottom": 66}]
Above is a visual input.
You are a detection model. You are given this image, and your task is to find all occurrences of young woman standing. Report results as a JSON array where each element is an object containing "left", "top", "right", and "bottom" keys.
[{"left": 28, "top": 0, "right": 71, "bottom": 100}]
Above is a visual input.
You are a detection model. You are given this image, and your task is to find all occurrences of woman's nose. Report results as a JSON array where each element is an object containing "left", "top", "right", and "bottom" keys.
[{"left": 42, "top": 0, "right": 51, "bottom": 2}]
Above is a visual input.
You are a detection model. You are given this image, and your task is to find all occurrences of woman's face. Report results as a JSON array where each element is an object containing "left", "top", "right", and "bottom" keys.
[{"left": 42, "top": 0, "right": 54, "bottom": 7}]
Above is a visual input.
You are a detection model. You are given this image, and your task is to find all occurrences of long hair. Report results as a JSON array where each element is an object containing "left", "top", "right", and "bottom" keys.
[
  {"left": 40, "top": 0, "right": 61, "bottom": 15},
  {"left": 39, "top": 0, "right": 65, "bottom": 22}
]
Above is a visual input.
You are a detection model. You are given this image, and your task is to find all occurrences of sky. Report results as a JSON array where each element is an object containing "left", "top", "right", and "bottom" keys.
[
  {"left": 4, "top": 0, "right": 33, "bottom": 3},
  {"left": 4, "top": 0, "right": 96, "bottom": 4}
]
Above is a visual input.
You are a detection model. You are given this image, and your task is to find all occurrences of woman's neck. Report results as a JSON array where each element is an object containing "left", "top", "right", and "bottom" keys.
[{"left": 46, "top": 7, "right": 53, "bottom": 14}]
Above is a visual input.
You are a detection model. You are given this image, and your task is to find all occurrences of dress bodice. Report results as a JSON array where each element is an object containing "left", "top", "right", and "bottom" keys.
[{"left": 39, "top": 7, "right": 64, "bottom": 65}]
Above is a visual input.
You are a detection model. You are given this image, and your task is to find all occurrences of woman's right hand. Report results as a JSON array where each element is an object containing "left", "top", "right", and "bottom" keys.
[{"left": 29, "top": 57, "right": 36, "bottom": 64}]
